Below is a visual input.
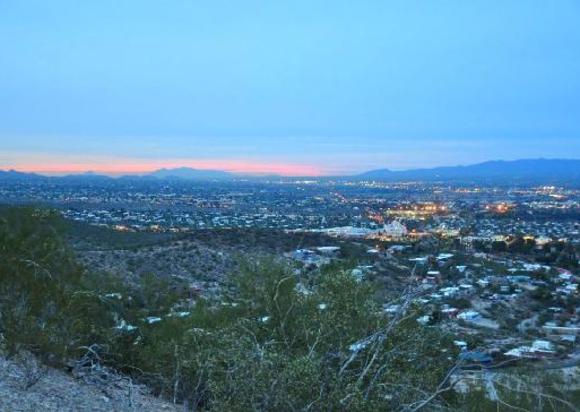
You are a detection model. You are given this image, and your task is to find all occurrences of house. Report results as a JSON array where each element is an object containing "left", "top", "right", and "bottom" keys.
[
  {"left": 442, "top": 307, "right": 459, "bottom": 318},
  {"left": 542, "top": 323, "right": 580, "bottom": 336},
  {"left": 558, "top": 272, "right": 573, "bottom": 281},
  {"left": 532, "top": 340, "right": 554, "bottom": 352},
  {"left": 454, "top": 340, "right": 468, "bottom": 351},
  {"left": 384, "top": 304, "right": 401, "bottom": 314},
  {"left": 316, "top": 246, "right": 341, "bottom": 256},
  {"left": 436, "top": 253, "right": 454, "bottom": 261},
  {"left": 560, "top": 335, "right": 577, "bottom": 344},
  {"left": 458, "top": 311, "right": 480, "bottom": 321},
  {"left": 505, "top": 341, "right": 556, "bottom": 359},
  {"left": 477, "top": 278, "right": 490, "bottom": 288},
  {"left": 440, "top": 286, "right": 460, "bottom": 297}
]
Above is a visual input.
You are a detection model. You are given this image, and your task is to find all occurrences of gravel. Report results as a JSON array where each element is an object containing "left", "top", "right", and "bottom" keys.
[{"left": 0, "top": 355, "right": 178, "bottom": 412}]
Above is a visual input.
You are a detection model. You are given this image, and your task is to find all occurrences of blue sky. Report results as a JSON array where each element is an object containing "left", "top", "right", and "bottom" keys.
[{"left": 0, "top": 1, "right": 579, "bottom": 175}]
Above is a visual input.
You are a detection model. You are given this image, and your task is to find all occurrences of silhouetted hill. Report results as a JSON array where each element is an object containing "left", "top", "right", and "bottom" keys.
[
  {"left": 0, "top": 169, "right": 46, "bottom": 182},
  {"left": 59, "top": 172, "right": 114, "bottom": 183},
  {"left": 0, "top": 168, "right": 235, "bottom": 182},
  {"left": 358, "top": 159, "right": 580, "bottom": 184}
]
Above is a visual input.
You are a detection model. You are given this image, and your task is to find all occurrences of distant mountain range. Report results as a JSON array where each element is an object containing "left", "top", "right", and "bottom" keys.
[
  {"left": 357, "top": 159, "right": 580, "bottom": 184},
  {"left": 1, "top": 159, "right": 579, "bottom": 185},
  {"left": 0, "top": 167, "right": 235, "bottom": 182}
]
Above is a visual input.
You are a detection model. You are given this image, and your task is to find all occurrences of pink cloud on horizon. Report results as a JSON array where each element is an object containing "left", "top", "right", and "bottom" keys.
[{"left": 5, "top": 157, "right": 325, "bottom": 176}]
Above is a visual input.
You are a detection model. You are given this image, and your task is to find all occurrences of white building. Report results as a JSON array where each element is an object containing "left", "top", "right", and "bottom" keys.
[{"left": 382, "top": 221, "right": 408, "bottom": 238}]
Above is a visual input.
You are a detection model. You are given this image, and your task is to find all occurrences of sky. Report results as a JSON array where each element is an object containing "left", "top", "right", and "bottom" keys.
[{"left": 1, "top": 0, "right": 579, "bottom": 176}]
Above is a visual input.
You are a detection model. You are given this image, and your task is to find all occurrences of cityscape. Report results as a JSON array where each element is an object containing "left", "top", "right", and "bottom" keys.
[
  {"left": 2, "top": 167, "right": 579, "bottom": 368},
  {"left": 2, "top": 0, "right": 580, "bottom": 410}
]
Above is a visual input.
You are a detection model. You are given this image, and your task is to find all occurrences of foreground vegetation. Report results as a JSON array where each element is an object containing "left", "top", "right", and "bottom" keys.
[{"left": 1, "top": 207, "right": 578, "bottom": 411}]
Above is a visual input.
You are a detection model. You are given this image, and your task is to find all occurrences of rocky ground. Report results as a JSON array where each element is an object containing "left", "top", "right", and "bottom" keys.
[
  {"left": 72, "top": 228, "right": 336, "bottom": 285},
  {"left": 0, "top": 355, "right": 178, "bottom": 412},
  {"left": 76, "top": 238, "right": 236, "bottom": 284}
]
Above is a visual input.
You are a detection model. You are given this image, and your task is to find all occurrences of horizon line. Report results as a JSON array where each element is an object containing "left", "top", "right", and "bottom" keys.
[
  {"left": 1, "top": 157, "right": 578, "bottom": 178},
  {"left": 0, "top": 159, "right": 329, "bottom": 177}
]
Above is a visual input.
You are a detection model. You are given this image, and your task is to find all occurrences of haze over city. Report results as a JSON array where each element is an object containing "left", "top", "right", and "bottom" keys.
[{"left": 1, "top": 1, "right": 579, "bottom": 175}]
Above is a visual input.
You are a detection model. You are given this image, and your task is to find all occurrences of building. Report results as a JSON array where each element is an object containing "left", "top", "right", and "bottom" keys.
[{"left": 382, "top": 220, "right": 408, "bottom": 238}]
